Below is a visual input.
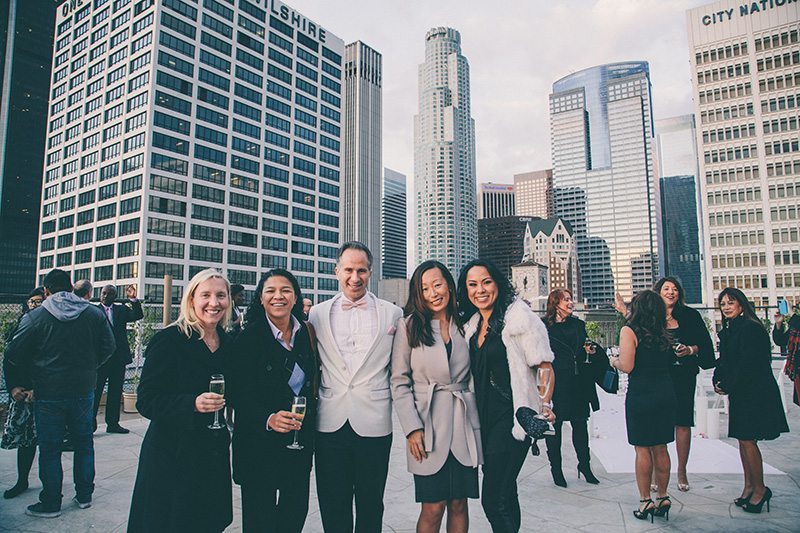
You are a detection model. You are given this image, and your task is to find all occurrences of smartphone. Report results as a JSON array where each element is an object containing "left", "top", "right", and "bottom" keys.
[{"left": 778, "top": 299, "right": 789, "bottom": 316}]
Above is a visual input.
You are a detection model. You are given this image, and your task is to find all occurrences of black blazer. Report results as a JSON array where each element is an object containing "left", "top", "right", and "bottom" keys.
[
  {"left": 227, "top": 318, "right": 318, "bottom": 486},
  {"left": 673, "top": 304, "right": 716, "bottom": 371},
  {"left": 99, "top": 299, "right": 144, "bottom": 365}
]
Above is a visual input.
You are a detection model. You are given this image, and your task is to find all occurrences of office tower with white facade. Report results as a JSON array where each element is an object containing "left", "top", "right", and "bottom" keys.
[
  {"left": 655, "top": 115, "right": 705, "bottom": 304},
  {"left": 521, "top": 217, "right": 580, "bottom": 299},
  {"left": 514, "top": 168, "right": 553, "bottom": 218},
  {"left": 342, "top": 40, "right": 381, "bottom": 291},
  {"left": 414, "top": 27, "right": 477, "bottom": 276},
  {"left": 381, "top": 167, "right": 406, "bottom": 279},
  {"left": 687, "top": 0, "right": 800, "bottom": 309},
  {"left": 37, "top": 0, "right": 345, "bottom": 305},
  {"left": 550, "top": 62, "right": 659, "bottom": 307},
  {"left": 0, "top": 1, "right": 58, "bottom": 297},
  {"left": 478, "top": 182, "right": 515, "bottom": 219}
]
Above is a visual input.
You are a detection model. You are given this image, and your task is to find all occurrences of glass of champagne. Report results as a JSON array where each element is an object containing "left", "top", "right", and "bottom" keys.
[
  {"left": 208, "top": 374, "right": 225, "bottom": 430},
  {"left": 286, "top": 396, "right": 306, "bottom": 450},
  {"left": 536, "top": 367, "right": 555, "bottom": 433},
  {"left": 583, "top": 338, "right": 593, "bottom": 364}
]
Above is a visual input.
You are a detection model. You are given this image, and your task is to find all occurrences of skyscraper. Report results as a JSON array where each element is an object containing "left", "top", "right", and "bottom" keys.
[
  {"left": 654, "top": 115, "right": 704, "bottom": 304},
  {"left": 478, "top": 182, "right": 515, "bottom": 219},
  {"left": 0, "top": 1, "right": 58, "bottom": 297},
  {"left": 381, "top": 167, "right": 406, "bottom": 279},
  {"left": 414, "top": 27, "right": 477, "bottom": 276},
  {"left": 687, "top": 0, "right": 800, "bottom": 309},
  {"left": 342, "top": 40, "right": 381, "bottom": 291},
  {"left": 550, "top": 62, "right": 659, "bottom": 307},
  {"left": 477, "top": 215, "right": 533, "bottom": 280},
  {"left": 514, "top": 169, "right": 553, "bottom": 218},
  {"left": 37, "top": 0, "right": 345, "bottom": 305}
]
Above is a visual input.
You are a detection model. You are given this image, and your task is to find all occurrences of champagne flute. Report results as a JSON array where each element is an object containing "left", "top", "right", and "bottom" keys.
[
  {"left": 536, "top": 367, "right": 555, "bottom": 433},
  {"left": 286, "top": 396, "right": 306, "bottom": 450},
  {"left": 672, "top": 342, "right": 684, "bottom": 366},
  {"left": 208, "top": 374, "right": 225, "bottom": 430},
  {"left": 583, "top": 338, "right": 593, "bottom": 364}
]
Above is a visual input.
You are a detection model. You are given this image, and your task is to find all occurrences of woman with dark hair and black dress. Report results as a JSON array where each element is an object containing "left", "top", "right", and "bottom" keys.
[
  {"left": 458, "top": 259, "right": 554, "bottom": 533},
  {"left": 227, "top": 269, "right": 319, "bottom": 532},
  {"left": 652, "top": 277, "right": 715, "bottom": 493},
  {"left": 391, "top": 260, "right": 482, "bottom": 532},
  {"left": 610, "top": 290, "right": 676, "bottom": 522},
  {"left": 542, "top": 288, "right": 604, "bottom": 487},
  {"left": 713, "top": 287, "right": 789, "bottom": 514}
]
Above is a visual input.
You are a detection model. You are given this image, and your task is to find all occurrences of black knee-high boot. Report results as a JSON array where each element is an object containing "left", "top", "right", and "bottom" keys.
[
  {"left": 4, "top": 446, "right": 36, "bottom": 499},
  {"left": 573, "top": 420, "right": 599, "bottom": 484},
  {"left": 545, "top": 420, "right": 567, "bottom": 487}
]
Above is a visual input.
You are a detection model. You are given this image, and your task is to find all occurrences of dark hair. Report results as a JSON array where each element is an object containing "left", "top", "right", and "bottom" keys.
[
  {"left": 653, "top": 277, "right": 686, "bottom": 309},
  {"left": 718, "top": 287, "right": 762, "bottom": 329},
  {"left": 404, "top": 261, "right": 463, "bottom": 348},
  {"left": 28, "top": 287, "right": 45, "bottom": 299},
  {"left": 544, "top": 288, "right": 573, "bottom": 326},
  {"left": 43, "top": 269, "right": 72, "bottom": 294},
  {"left": 244, "top": 269, "right": 305, "bottom": 329},
  {"left": 626, "top": 290, "right": 672, "bottom": 351},
  {"left": 456, "top": 259, "right": 516, "bottom": 334},
  {"left": 230, "top": 284, "right": 245, "bottom": 297},
  {"left": 338, "top": 241, "right": 373, "bottom": 269}
]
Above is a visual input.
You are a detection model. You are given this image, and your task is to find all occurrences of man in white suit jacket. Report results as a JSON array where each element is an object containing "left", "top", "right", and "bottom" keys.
[{"left": 309, "top": 241, "right": 403, "bottom": 533}]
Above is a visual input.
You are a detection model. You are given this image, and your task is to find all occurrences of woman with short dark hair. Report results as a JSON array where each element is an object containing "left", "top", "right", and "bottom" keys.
[{"left": 713, "top": 287, "right": 789, "bottom": 513}]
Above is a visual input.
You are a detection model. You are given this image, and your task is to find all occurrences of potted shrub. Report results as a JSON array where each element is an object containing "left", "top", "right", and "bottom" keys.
[{"left": 123, "top": 306, "right": 158, "bottom": 413}]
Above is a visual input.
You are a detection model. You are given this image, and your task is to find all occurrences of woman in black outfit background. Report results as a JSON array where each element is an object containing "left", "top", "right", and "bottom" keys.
[
  {"left": 228, "top": 269, "right": 318, "bottom": 532},
  {"left": 543, "top": 288, "right": 603, "bottom": 487},
  {"left": 611, "top": 290, "right": 676, "bottom": 522},
  {"left": 652, "top": 277, "right": 715, "bottom": 493},
  {"left": 713, "top": 287, "right": 789, "bottom": 514}
]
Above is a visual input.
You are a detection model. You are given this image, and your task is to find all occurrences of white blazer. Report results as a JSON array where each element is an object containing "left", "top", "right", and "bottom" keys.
[{"left": 309, "top": 293, "right": 403, "bottom": 437}]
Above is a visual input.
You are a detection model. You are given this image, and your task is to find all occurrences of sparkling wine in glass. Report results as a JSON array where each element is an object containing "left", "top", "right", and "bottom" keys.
[
  {"left": 208, "top": 374, "right": 225, "bottom": 430},
  {"left": 672, "top": 343, "right": 684, "bottom": 366},
  {"left": 286, "top": 396, "right": 306, "bottom": 450},
  {"left": 536, "top": 367, "right": 555, "bottom": 433},
  {"left": 583, "top": 338, "right": 593, "bottom": 364}
]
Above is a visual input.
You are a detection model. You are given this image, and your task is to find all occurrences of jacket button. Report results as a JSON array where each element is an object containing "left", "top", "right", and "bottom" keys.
[{"left": 266, "top": 365, "right": 272, "bottom": 371}]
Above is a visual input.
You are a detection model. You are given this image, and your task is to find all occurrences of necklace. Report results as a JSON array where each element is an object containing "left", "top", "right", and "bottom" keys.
[{"left": 203, "top": 334, "right": 220, "bottom": 352}]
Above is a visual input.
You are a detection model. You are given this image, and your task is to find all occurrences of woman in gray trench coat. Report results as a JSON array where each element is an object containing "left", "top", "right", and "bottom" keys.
[{"left": 392, "top": 260, "right": 483, "bottom": 533}]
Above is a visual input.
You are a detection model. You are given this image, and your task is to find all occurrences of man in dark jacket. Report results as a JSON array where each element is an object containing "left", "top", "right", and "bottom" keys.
[
  {"left": 4, "top": 269, "right": 115, "bottom": 518},
  {"left": 93, "top": 284, "right": 143, "bottom": 433}
]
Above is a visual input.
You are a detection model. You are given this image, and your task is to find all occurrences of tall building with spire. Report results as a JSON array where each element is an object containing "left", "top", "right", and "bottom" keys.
[
  {"left": 414, "top": 27, "right": 477, "bottom": 275},
  {"left": 342, "top": 40, "right": 382, "bottom": 291}
]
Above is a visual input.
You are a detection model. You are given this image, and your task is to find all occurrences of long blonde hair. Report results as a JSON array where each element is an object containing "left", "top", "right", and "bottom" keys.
[{"left": 173, "top": 268, "right": 231, "bottom": 339}]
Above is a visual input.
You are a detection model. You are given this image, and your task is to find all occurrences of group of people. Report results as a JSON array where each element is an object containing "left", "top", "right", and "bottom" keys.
[{"left": 1, "top": 240, "right": 791, "bottom": 532}]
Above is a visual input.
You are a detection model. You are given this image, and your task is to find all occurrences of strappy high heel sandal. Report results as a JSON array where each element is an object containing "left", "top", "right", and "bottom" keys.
[
  {"left": 654, "top": 495, "right": 672, "bottom": 521},
  {"left": 633, "top": 498, "right": 655, "bottom": 523}
]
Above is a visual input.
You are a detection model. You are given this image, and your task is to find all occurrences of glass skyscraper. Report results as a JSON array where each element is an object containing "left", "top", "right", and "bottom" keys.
[
  {"left": 550, "top": 62, "right": 659, "bottom": 307},
  {"left": 37, "top": 0, "right": 344, "bottom": 305},
  {"left": 655, "top": 115, "right": 704, "bottom": 304},
  {"left": 414, "top": 27, "right": 477, "bottom": 276},
  {"left": 381, "top": 167, "right": 406, "bottom": 279}
]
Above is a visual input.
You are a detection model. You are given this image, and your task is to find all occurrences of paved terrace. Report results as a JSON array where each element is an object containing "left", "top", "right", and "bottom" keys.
[{"left": 1, "top": 388, "right": 799, "bottom": 533}]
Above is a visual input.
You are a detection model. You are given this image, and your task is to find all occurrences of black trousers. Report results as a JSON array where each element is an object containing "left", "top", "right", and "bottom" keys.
[
  {"left": 544, "top": 418, "right": 590, "bottom": 468},
  {"left": 93, "top": 358, "right": 125, "bottom": 426},
  {"left": 481, "top": 437, "right": 530, "bottom": 533},
  {"left": 240, "top": 473, "right": 310, "bottom": 533},
  {"left": 315, "top": 422, "right": 392, "bottom": 533}
]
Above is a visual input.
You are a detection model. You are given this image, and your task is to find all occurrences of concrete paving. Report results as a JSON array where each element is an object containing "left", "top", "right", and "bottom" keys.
[{"left": 1, "top": 393, "right": 799, "bottom": 532}]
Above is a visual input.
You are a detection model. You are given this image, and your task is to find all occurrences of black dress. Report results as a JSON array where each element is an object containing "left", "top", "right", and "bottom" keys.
[
  {"left": 714, "top": 317, "right": 789, "bottom": 441},
  {"left": 128, "top": 326, "right": 232, "bottom": 533},
  {"left": 547, "top": 317, "right": 600, "bottom": 421},
  {"left": 625, "top": 336, "right": 676, "bottom": 447}
]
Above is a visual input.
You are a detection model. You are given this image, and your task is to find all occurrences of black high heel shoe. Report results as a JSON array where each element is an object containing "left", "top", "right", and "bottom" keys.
[
  {"left": 577, "top": 464, "right": 600, "bottom": 484},
  {"left": 742, "top": 487, "right": 772, "bottom": 514},
  {"left": 551, "top": 467, "right": 567, "bottom": 488},
  {"left": 633, "top": 499, "right": 655, "bottom": 523},
  {"left": 654, "top": 496, "right": 671, "bottom": 520},
  {"left": 734, "top": 493, "right": 752, "bottom": 507}
]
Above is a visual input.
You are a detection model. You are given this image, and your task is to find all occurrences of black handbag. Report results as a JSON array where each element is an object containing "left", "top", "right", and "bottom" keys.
[
  {"left": 515, "top": 407, "right": 550, "bottom": 456},
  {"left": 600, "top": 368, "right": 619, "bottom": 394}
]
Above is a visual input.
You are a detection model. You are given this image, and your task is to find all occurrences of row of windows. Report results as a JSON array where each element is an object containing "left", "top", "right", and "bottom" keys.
[
  {"left": 711, "top": 252, "right": 767, "bottom": 269},
  {"left": 703, "top": 144, "right": 757, "bottom": 164},
  {"left": 707, "top": 186, "right": 762, "bottom": 205},
  {"left": 712, "top": 274, "right": 769, "bottom": 291},
  {"left": 699, "top": 102, "right": 753, "bottom": 124},
  {"left": 695, "top": 41, "right": 748, "bottom": 66},
  {"left": 759, "top": 72, "right": 800, "bottom": 94},
  {"left": 709, "top": 229, "right": 764, "bottom": 248},
  {"left": 705, "top": 164, "right": 759, "bottom": 185},
  {"left": 708, "top": 208, "right": 763, "bottom": 227},
  {"left": 696, "top": 62, "right": 750, "bottom": 86},
  {"left": 767, "top": 159, "right": 800, "bottom": 177},
  {"left": 754, "top": 28, "right": 799, "bottom": 52},
  {"left": 765, "top": 138, "right": 800, "bottom": 156},
  {"left": 701, "top": 123, "right": 756, "bottom": 144},
  {"left": 756, "top": 50, "right": 800, "bottom": 73},
  {"left": 763, "top": 115, "right": 800, "bottom": 134}
]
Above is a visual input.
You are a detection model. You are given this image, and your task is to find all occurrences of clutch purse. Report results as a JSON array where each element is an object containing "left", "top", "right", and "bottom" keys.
[
  {"left": 515, "top": 406, "right": 550, "bottom": 456},
  {"left": 600, "top": 368, "right": 619, "bottom": 394}
]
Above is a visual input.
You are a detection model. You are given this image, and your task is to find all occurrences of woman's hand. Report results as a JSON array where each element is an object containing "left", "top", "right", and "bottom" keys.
[
  {"left": 584, "top": 342, "right": 597, "bottom": 355},
  {"left": 613, "top": 292, "right": 628, "bottom": 315},
  {"left": 774, "top": 312, "right": 784, "bottom": 328},
  {"left": 541, "top": 406, "right": 555, "bottom": 423},
  {"left": 268, "top": 410, "right": 303, "bottom": 433},
  {"left": 10, "top": 387, "right": 27, "bottom": 402},
  {"left": 675, "top": 344, "right": 694, "bottom": 358},
  {"left": 713, "top": 382, "right": 727, "bottom": 395},
  {"left": 407, "top": 429, "right": 427, "bottom": 463},
  {"left": 194, "top": 392, "right": 225, "bottom": 413}
]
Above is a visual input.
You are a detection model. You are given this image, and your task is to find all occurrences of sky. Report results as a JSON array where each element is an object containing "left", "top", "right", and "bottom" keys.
[{"left": 288, "top": 0, "right": 712, "bottom": 184}]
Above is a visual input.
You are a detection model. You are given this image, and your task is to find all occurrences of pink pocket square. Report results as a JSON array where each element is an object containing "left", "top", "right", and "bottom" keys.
[{"left": 387, "top": 326, "right": 397, "bottom": 335}]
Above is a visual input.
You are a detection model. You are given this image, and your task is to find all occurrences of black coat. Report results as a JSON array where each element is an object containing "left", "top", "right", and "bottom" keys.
[
  {"left": 100, "top": 299, "right": 144, "bottom": 365},
  {"left": 547, "top": 317, "right": 604, "bottom": 421},
  {"left": 713, "top": 317, "right": 789, "bottom": 441},
  {"left": 227, "top": 318, "right": 318, "bottom": 486},
  {"left": 128, "top": 326, "right": 232, "bottom": 533},
  {"left": 672, "top": 304, "right": 716, "bottom": 372}
]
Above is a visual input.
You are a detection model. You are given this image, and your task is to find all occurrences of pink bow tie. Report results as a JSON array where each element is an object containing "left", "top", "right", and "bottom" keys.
[{"left": 342, "top": 298, "right": 367, "bottom": 311}]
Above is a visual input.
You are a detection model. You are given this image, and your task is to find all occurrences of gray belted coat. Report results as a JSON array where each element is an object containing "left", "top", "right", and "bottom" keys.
[{"left": 390, "top": 316, "right": 483, "bottom": 476}]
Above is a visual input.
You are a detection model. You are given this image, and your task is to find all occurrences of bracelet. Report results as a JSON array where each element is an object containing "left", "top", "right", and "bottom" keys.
[{"left": 542, "top": 402, "right": 553, "bottom": 409}]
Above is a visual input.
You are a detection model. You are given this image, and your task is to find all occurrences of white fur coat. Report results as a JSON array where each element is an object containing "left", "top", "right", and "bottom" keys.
[{"left": 464, "top": 299, "right": 555, "bottom": 441}]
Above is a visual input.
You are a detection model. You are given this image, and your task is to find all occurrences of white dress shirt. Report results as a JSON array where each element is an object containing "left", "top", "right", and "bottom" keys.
[
  {"left": 330, "top": 292, "right": 378, "bottom": 376},
  {"left": 266, "top": 314, "right": 301, "bottom": 350}
]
